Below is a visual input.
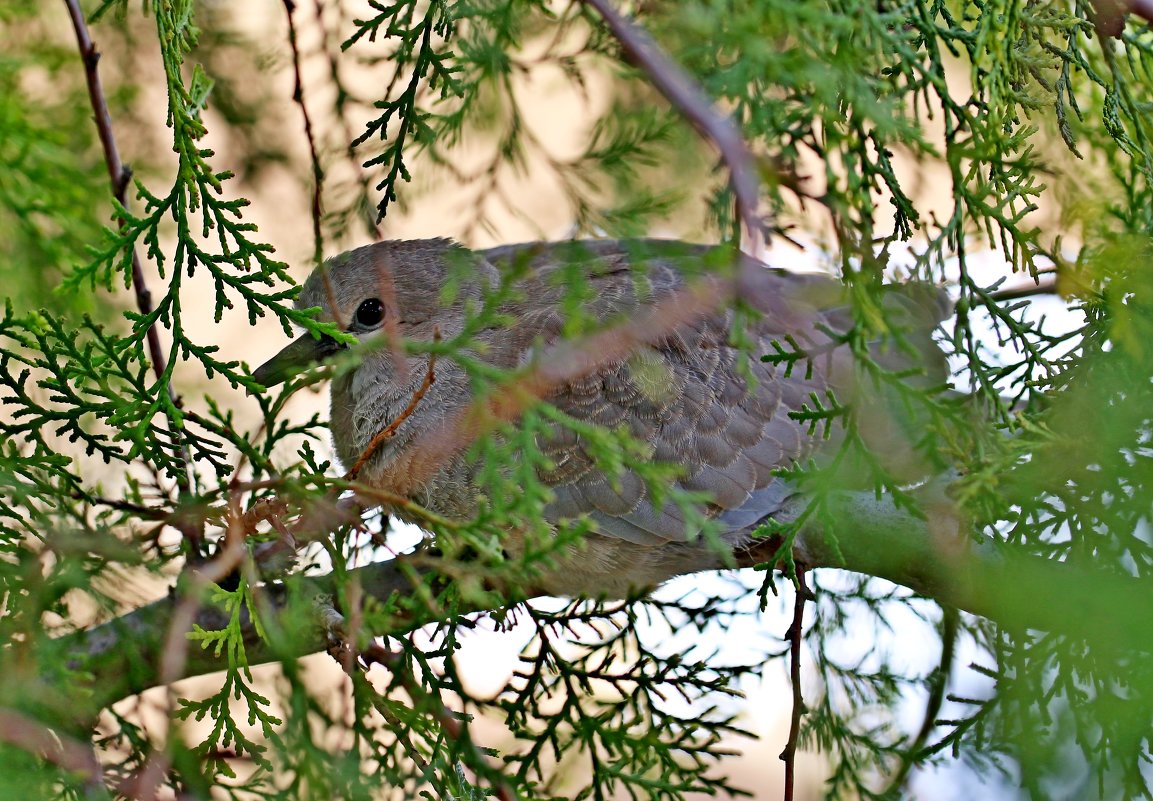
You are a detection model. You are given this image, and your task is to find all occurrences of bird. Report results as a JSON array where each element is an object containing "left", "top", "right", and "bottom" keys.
[{"left": 253, "top": 238, "right": 950, "bottom": 598}]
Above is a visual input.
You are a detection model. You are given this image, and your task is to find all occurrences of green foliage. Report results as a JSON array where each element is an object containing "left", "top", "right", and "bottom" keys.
[{"left": 2, "top": 0, "right": 1153, "bottom": 799}]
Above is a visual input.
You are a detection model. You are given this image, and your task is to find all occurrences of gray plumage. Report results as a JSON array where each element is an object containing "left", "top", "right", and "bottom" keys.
[{"left": 260, "top": 238, "right": 949, "bottom": 597}]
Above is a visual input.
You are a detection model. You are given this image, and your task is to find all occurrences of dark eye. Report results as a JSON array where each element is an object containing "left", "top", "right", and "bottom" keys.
[{"left": 354, "top": 298, "right": 385, "bottom": 329}]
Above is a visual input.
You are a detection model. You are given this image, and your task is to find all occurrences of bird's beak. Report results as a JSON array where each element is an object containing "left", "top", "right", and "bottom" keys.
[{"left": 251, "top": 333, "right": 346, "bottom": 390}]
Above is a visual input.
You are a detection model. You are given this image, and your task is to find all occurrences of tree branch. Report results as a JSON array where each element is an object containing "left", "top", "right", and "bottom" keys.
[
  {"left": 63, "top": 1, "right": 176, "bottom": 408},
  {"left": 0, "top": 708, "right": 105, "bottom": 790},
  {"left": 63, "top": 0, "right": 196, "bottom": 527},
  {"left": 282, "top": 0, "right": 326, "bottom": 267},
  {"left": 580, "top": 0, "right": 766, "bottom": 246},
  {"left": 57, "top": 489, "right": 1153, "bottom": 712},
  {"left": 780, "top": 566, "right": 809, "bottom": 801}
]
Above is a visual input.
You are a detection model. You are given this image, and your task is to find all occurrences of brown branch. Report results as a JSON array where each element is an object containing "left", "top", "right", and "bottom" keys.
[
  {"left": 345, "top": 342, "right": 438, "bottom": 481},
  {"left": 64, "top": 0, "right": 196, "bottom": 549},
  {"left": 282, "top": 0, "right": 326, "bottom": 267},
  {"left": 1131, "top": 0, "right": 1153, "bottom": 23},
  {"left": 63, "top": 0, "right": 170, "bottom": 391},
  {"left": 780, "top": 566, "right": 809, "bottom": 801},
  {"left": 0, "top": 708, "right": 104, "bottom": 789},
  {"left": 580, "top": 0, "right": 765, "bottom": 245},
  {"left": 63, "top": 0, "right": 167, "bottom": 389},
  {"left": 311, "top": 0, "right": 383, "bottom": 241}
]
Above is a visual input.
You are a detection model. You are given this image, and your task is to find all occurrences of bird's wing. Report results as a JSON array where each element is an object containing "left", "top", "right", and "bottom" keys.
[{"left": 481, "top": 240, "right": 848, "bottom": 545}]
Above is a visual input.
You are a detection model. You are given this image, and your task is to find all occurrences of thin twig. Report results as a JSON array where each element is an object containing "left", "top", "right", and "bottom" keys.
[
  {"left": 986, "top": 277, "right": 1059, "bottom": 303},
  {"left": 73, "top": 491, "right": 170, "bottom": 520},
  {"left": 780, "top": 566, "right": 809, "bottom": 801},
  {"left": 64, "top": 0, "right": 197, "bottom": 552},
  {"left": 345, "top": 337, "right": 438, "bottom": 481},
  {"left": 63, "top": 0, "right": 170, "bottom": 392},
  {"left": 282, "top": 0, "right": 326, "bottom": 267},
  {"left": 312, "top": 0, "right": 383, "bottom": 241},
  {"left": 580, "top": 0, "right": 766, "bottom": 247},
  {"left": 0, "top": 708, "right": 105, "bottom": 790},
  {"left": 337, "top": 484, "right": 460, "bottom": 530}
]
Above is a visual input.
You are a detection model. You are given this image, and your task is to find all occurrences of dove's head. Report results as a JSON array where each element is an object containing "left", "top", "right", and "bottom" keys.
[{"left": 253, "top": 239, "right": 498, "bottom": 474}]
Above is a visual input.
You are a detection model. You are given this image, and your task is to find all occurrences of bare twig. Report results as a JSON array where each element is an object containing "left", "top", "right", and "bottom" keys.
[
  {"left": 986, "top": 275, "right": 1060, "bottom": 303},
  {"left": 63, "top": 0, "right": 170, "bottom": 392},
  {"left": 345, "top": 340, "right": 438, "bottom": 481},
  {"left": 64, "top": 0, "right": 196, "bottom": 549},
  {"left": 311, "top": 0, "right": 383, "bottom": 241},
  {"left": 282, "top": 0, "right": 326, "bottom": 267},
  {"left": 0, "top": 708, "right": 105, "bottom": 790},
  {"left": 580, "top": 0, "right": 766, "bottom": 247},
  {"left": 780, "top": 566, "right": 809, "bottom": 801}
]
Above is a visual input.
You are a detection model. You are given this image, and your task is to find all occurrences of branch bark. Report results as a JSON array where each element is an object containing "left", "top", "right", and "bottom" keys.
[
  {"left": 56, "top": 489, "right": 1153, "bottom": 713},
  {"left": 63, "top": 0, "right": 177, "bottom": 409},
  {"left": 580, "top": 0, "right": 766, "bottom": 245}
]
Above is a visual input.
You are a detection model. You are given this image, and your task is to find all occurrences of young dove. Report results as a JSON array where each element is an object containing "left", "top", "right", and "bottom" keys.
[{"left": 254, "top": 239, "right": 949, "bottom": 597}]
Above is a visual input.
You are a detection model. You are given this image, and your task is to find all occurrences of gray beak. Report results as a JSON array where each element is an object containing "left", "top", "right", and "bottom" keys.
[{"left": 251, "top": 332, "right": 346, "bottom": 390}]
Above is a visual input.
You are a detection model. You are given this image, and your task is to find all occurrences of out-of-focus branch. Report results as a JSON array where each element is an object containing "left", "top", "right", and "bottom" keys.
[
  {"left": 987, "top": 277, "right": 1059, "bottom": 303},
  {"left": 357, "top": 270, "right": 741, "bottom": 499},
  {"left": 282, "top": 0, "right": 326, "bottom": 267},
  {"left": 346, "top": 339, "right": 438, "bottom": 481},
  {"left": 58, "top": 488, "right": 1153, "bottom": 711},
  {"left": 1091, "top": 0, "right": 1153, "bottom": 35},
  {"left": 63, "top": 1, "right": 175, "bottom": 406},
  {"left": 580, "top": 0, "right": 766, "bottom": 246},
  {"left": 0, "top": 708, "right": 104, "bottom": 789}
]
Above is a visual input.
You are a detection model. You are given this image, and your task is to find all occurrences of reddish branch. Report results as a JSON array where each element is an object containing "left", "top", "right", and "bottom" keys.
[
  {"left": 63, "top": 1, "right": 174, "bottom": 404},
  {"left": 346, "top": 344, "right": 438, "bottom": 481},
  {"left": 0, "top": 708, "right": 104, "bottom": 789},
  {"left": 1092, "top": 0, "right": 1153, "bottom": 34},
  {"left": 63, "top": 0, "right": 198, "bottom": 554},
  {"left": 580, "top": 0, "right": 765, "bottom": 245},
  {"left": 282, "top": 0, "right": 327, "bottom": 267}
]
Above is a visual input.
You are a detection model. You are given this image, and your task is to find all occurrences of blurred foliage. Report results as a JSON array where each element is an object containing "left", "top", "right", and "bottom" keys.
[{"left": 1, "top": 0, "right": 1153, "bottom": 799}]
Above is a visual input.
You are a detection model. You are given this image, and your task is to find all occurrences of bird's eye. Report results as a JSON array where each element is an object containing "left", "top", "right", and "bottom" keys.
[{"left": 354, "top": 298, "right": 385, "bottom": 329}]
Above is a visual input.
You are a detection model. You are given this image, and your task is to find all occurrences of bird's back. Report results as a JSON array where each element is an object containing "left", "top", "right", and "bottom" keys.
[{"left": 471, "top": 240, "right": 947, "bottom": 595}]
